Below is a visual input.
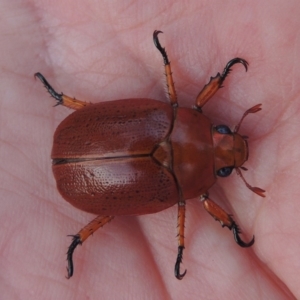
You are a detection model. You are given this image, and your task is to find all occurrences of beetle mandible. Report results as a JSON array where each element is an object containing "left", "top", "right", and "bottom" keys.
[{"left": 35, "top": 30, "right": 265, "bottom": 280}]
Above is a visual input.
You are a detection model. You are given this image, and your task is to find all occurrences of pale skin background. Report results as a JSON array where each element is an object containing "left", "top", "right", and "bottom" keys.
[{"left": 1, "top": 0, "right": 300, "bottom": 299}]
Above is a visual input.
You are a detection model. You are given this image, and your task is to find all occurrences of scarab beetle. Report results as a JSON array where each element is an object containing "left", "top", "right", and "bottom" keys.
[{"left": 35, "top": 30, "right": 265, "bottom": 280}]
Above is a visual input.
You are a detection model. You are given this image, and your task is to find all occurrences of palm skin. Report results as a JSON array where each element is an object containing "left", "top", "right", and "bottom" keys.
[{"left": 1, "top": 1, "right": 300, "bottom": 299}]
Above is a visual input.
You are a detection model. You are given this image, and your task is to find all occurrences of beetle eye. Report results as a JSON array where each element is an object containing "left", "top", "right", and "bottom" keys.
[
  {"left": 217, "top": 166, "right": 233, "bottom": 177},
  {"left": 216, "top": 125, "right": 231, "bottom": 134}
]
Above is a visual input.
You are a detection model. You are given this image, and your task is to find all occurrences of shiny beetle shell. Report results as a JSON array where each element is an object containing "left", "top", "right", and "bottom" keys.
[{"left": 52, "top": 98, "right": 216, "bottom": 215}]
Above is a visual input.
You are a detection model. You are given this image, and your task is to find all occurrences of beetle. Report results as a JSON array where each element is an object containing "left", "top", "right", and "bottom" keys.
[{"left": 35, "top": 30, "right": 265, "bottom": 280}]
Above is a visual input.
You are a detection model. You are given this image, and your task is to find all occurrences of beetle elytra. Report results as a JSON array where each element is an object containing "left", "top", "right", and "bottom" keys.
[{"left": 35, "top": 30, "right": 265, "bottom": 280}]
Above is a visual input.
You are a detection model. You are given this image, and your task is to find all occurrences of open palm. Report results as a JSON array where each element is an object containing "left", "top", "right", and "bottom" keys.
[{"left": 1, "top": 1, "right": 300, "bottom": 299}]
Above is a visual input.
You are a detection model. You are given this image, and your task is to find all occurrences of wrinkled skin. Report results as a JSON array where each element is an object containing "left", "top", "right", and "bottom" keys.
[{"left": 1, "top": 1, "right": 300, "bottom": 299}]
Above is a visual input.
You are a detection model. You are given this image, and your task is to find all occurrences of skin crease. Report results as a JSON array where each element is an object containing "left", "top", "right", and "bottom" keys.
[{"left": 1, "top": 0, "right": 300, "bottom": 299}]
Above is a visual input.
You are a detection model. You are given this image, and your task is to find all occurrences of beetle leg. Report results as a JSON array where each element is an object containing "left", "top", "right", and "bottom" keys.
[
  {"left": 195, "top": 58, "right": 248, "bottom": 109},
  {"left": 201, "top": 195, "right": 254, "bottom": 247},
  {"left": 175, "top": 201, "right": 187, "bottom": 280},
  {"left": 153, "top": 30, "right": 178, "bottom": 106},
  {"left": 66, "top": 215, "right": 114, "bottom": 279},
  {"left": 35, "top": 72, "right": 89, "bottom": 110}
]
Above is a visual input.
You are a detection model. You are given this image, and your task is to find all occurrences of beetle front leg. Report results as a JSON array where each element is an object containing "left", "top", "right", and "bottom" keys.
[
  {"left": 66, "top": 215, "right": 114, "bottom": 279},
  {"left": 201, "top": 195, "right": 254, "bottom": 247},
  {"left": 35, "top": 72, "right": 89, "bottom": 110},
  {"left": 153, "top": 30, "right": 178, "bottom": 106},
  {"left": 195, "top": 58, "right": 248, "bottom": 110},
  {"left": 175, "top": 200, "right": 187, "bottom": 280}
]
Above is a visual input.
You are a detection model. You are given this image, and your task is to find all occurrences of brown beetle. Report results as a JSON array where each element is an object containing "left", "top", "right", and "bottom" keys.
[{"left": 35, "top": 30, "right": 265, "bottom": 280}]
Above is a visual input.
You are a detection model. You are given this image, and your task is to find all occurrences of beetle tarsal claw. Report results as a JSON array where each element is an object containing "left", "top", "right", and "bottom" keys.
[
  {"left": 221, "top": 57, "right": 249, "bottom": 81},
  {"left": 174, "top": 246, "right": 187, "bottom": 280},
  {"left": 153, "top": 30, "right": 170, "bottom": 66},
  {"left": 34, "top": 72, "right": 63, "bottom": 103},
  {"left": 232, "top": 222, "right": 255, "bottom": 248},
  {"left": 66, "top": 234, "right": 82, "bottom": 279}
]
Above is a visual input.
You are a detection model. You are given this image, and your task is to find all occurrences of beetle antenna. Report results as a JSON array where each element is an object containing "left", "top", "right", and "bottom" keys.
[
  {"left": 236, "top": 167, "right": 265, "bottom": 197},
  {"left": 234, "top": 104, "right": 262, "bottom": 133}
]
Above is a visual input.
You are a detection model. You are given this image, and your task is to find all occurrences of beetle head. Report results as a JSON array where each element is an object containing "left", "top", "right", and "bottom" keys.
[
  {"left": 212, "top": 126, "right": 248, "bottom": 171},
  {"left": 212, "top": 104, "right": 265, "bottom": 197}
]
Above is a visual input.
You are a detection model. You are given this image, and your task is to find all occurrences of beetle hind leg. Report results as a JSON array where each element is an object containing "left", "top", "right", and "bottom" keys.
[
  {"left": 201, "top": 195, "right": 254, "bottom": 247},
  {"left": 153, "top": 30, "right": 178, "bottom": 106},
  {"left": 35, "top": 72, "right": 89, "bottom": 110},
  {"left": 66, "top": 215, "right": 114, "bottom": 279},
  {"left": 195, "top": 58, "right": 248, "bottom": 110},
  {"left": 175, "top": 200, "right": 187, "bottom": 280}
]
